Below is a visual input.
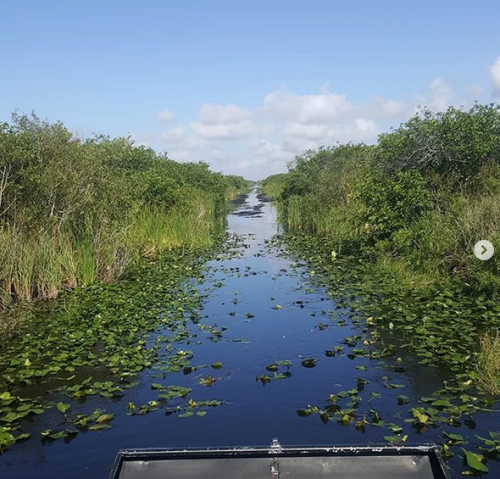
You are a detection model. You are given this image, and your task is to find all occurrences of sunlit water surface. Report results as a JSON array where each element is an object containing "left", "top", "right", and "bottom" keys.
[{"left": 1, "top": 191, "right": 499, "bottom": 478}]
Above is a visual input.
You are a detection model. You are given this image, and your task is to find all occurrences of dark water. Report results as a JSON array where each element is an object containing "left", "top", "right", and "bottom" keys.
[{"left": 1, "top": 191, "right": 499, "bottom": 478}]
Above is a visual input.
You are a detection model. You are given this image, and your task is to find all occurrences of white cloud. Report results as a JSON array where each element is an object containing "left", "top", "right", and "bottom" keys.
[
  {"left": 192, "top": 121, "right": 255, "bottom": 140},
  {"left": 429, "top": 78, "right": 453, "bottom": 111},
  {"left": 151, "top": 74, "right": 482, "bottom": 179},
  {"left": 157, "top": 109, "right": 176, "bottom": 123},
  {"left": 259, "top": 87, "right": 380, "bottom": 164},
  {"left": 261, "top": 87, "right": 353, "bottom": 124},
  {"left": 491, "top": 56, "right": 500, "bottom": 96},
  {"left": 281, "top": 117, "right": 379, "bottom": 153},
  {"left": 415, "top": 78, "right": 453, "bottom": 112},
  {"left": 372, "top": 96, "right": 409, "bottom": 117},
  {"left": 161, "top": 126, "right": 202, "bottom": 161},
  {"left": 192, "top": 103, "right": 258, "bottom": 140},
  {"left": 354, "top": 117, "right": 378, "bottom": 136},
  {"left": 198, "top": 103, "right": 252, "bottom": 125},
  {"left": 253, "top": 140, "right": 291, "bottom": 163},
  {"left": 283, "top": 122, "right": 330, "bottom": 140},
  {"left": 154, "top": 88, "right": 397, "bottom": 178}
]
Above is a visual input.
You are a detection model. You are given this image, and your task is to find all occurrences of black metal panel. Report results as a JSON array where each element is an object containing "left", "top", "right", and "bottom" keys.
[{"left": 108, "top": 445, "right": 450, "bottom": 479}]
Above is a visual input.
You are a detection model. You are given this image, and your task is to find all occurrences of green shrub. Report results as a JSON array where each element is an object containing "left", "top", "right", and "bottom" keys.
[
  {"left": 377, "top": 103, "right": 500, "bottom": 185},
  {"left": 263, "top": 102, "right": 500, "bottom": 294},
  {"left": 0, "top": 112, "right": 248, "bottom": 321},
  {"left": 354, "top": 169, "right": 431, "bottom": 241}
]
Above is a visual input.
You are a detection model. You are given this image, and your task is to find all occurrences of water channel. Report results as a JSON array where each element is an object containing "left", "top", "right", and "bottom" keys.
[{"left": 1, "top": 191, "right": 499, "bottom": 478}]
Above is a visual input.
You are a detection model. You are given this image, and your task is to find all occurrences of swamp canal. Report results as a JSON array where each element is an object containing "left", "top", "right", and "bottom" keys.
[{"left": 1, "top": 191, "right": 500, "bottom": 478}]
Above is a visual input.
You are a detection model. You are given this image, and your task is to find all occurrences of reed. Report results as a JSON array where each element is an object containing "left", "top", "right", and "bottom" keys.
[{"left": 476, "top": 329, "right": 500, "bottom": 395}]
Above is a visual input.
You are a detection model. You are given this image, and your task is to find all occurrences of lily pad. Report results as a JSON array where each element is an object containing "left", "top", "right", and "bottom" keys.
[{"left": 301, "top": 358, "right": 317, "bottom": 368}]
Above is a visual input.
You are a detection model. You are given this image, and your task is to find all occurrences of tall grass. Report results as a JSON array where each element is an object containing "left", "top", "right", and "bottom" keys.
[
  {"left": 476, "top": 329, "right": 500, "bottom": 395},
  {"left": 0, "top": 197, "right": 225, "bottom": 307},
  {"left": 133, "top": 195, "right": 221, "bottom": 255},
  {"left": 0, "top": 113, "right": 249, "bottom": 336},
  {"left": 0, "top": 227, "right": 74, "bottom": 302}
]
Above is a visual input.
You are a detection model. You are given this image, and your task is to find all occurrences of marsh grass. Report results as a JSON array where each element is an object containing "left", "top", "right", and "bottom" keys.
[
  {"left": 0, "top": 227, "right": 63, "bottom": 302},
  {"left": 0, "top": 304, "right": 31, "bottom": 339},
  {"left": 0, "top": 113, "right": 249, "bottom": 337},
  {"left": 364, "top": 256, "right": 440, "bottom": 292},
  {"left": 133, "top": 196, "right": 221, "bottom": 256},
  {"left": 476, "top": 329, "right": 500, "bottom": 395},
  {"left": 0, "top": 194, "right": 227, "bottom": 333},
  {"left": 75, "top": 235, "right": 97, "bottom": 287}
]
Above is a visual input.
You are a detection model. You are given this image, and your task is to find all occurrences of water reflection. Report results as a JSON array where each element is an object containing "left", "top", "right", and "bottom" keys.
[{"left": 1, "top": 191, "right": 498, "bottom": 479}]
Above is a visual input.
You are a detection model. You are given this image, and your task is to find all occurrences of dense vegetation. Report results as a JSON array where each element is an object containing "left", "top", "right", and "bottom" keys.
[
  {"left": 262, "top": 103, "right": 500, "bottom": 393},
  {"left": 262, "top": 103, "right": 500, "bottom": 293},
  {"left": 0, "top": 113, "right": 248, "bottom": 336}
]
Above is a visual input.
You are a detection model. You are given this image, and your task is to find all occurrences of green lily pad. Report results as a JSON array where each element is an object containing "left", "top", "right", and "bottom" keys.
[
  {"left": 56, "top": 402, "right": 71, "bottom": 414},
  {"left": 301, "top": 358, "right": 317, "bottom": 368},
  {"left": 462, "top": 449, "right": 489, "bottom": 473}
]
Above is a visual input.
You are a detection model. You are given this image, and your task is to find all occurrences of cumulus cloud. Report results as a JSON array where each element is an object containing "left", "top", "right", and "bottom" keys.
[
  {"left": 253, "top": 140, "right": 291, "bottom": 163},
  {"left": 281, "top": 117, "right": 379, "bottom": 154},
  {"left": 371, "top": 96, "right": 409, "bottom": 117},
  {"left": 198, "top": 103, "right": 252, "bottom": 125},
  {"left": 191, "top": 103, "right": 257, "bottom": 140},
  {"left": 429, "top": 78, "right": 453, "bottom": 111},
  {"left": 492, "top": 56, "right": 500, "bottom": 96},
  {"left": 152, "top": 76, "right": 481, "bottom": 179},
  {"left": 261, "top": 87, "right": 353, "bottom": 124},
  {"left": 283, "top": 122, "right": 330, "bottom": 140},
  {"left": 414, "top": 78, "right": 453, "bottom": 112},
  {"left": 161, "top": 126, "right": 202, "bottom": 160},
  {"left": 258, "top": 87, "right": 381, "bottom": 164},
  {"left": 157, "top": 109, "right": 176, "bottom": 123}
]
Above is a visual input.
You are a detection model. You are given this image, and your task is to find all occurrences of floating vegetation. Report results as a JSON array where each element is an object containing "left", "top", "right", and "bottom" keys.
[
  {"left": 3, "top": 186, "right": 500, "bottom": 478},
  {"left": 272, "top": 231, "right": 500, "bottom": 476},
  {"left": 301, "top": 358, "right": 318, "bottom": 368},
  {"left": 0, "top": 233, "right": 249, "bottom": 455},
  {"left": 199, "top": 376, "right": 217, "bottom": 387}
]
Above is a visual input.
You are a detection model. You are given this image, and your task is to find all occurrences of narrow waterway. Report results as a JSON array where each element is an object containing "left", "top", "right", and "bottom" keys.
[{"left": 1, "top": 191, "right": 499, "bottom": 478}]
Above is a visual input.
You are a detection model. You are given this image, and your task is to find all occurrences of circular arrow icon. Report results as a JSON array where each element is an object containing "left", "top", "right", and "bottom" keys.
[{"left": 474, "top": 240, "right": 494, "bottom": 261}]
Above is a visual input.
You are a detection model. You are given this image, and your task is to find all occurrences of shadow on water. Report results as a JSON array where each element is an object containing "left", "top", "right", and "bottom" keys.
[{"left": 1, "top": 189, "right": 499, "bottom": 478}]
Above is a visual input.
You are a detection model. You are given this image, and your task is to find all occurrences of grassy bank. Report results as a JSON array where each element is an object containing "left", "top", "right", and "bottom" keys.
[
  {"left": 262, "top": 103, "right": 500, "bottom": 394},
  {"left": 0, "top": 113, "right": 249, "bottom": 336}
]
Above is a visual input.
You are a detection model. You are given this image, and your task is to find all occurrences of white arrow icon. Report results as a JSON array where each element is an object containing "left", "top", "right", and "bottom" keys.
[{"left": 474, "top": 240, "right": 494, "bottom": 261}]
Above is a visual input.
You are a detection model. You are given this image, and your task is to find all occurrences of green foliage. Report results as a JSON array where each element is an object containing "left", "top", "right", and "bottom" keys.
[
  {"left": 263, "top": 102, "right": 500, "bottom": 292},
  {"left": 223, "top": 175, "right": 252, "bottom": 199},
  {"left": 377, "top": 103, "right": 500, "bottom": 184},
  {"left": 0, "top": 112, "right": 248, "bottom": 325},
  {"left": 355, "top": 169, "right": 431, "bottom": 240},
  {"left": 476, "top": 329, "right": 500, "bottom": 395},
  {"left": 259, "top": 173, "right": 287, "bottom": 199}
]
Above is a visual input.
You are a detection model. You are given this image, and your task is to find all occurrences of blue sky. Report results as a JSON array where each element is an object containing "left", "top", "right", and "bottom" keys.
[{"left": 1, "top": 0, "right": 500, "bottom": 179}]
